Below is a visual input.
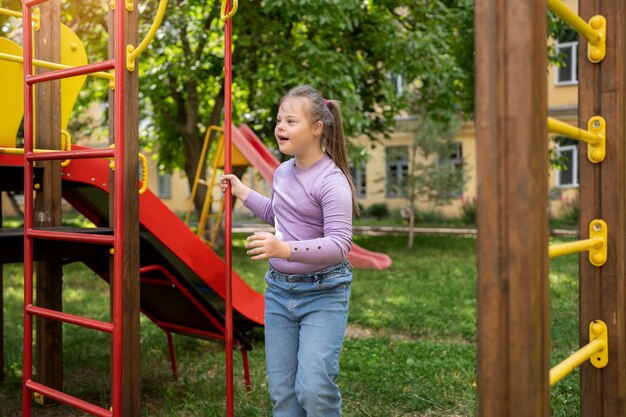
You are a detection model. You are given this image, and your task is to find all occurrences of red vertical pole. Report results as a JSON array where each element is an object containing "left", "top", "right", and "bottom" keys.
[
  {"left": 22, "top": 4, "right": 35, "bottom": 416},
  {"left": 111, "top": 0, "right": 125, "bottom": 414},
  {"left": 223, "top": 1, "right": 235, "bottom": 416}
]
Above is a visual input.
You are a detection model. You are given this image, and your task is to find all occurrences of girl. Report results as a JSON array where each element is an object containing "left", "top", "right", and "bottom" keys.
[{"left": 220, "top": 85, "right": 359, "bottom": 417}]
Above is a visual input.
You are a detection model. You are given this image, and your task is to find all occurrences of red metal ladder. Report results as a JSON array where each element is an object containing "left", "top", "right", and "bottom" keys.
[{"left": 21, "top": 1, "right": 126, "bottom": 416}]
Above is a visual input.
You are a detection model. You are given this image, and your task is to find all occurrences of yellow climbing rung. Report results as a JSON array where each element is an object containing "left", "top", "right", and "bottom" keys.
[
  {"left": 549, "top": 219, "right": 607, "bottom": 266},
  {"left": 547, "top": 0, "right": 606, "bottom": 63},
  {"left": 548, "top": 116, "right": 606, "bottom": 163},
  {"left": 550, "top": 320, "right": 608, "bottom": 386}
]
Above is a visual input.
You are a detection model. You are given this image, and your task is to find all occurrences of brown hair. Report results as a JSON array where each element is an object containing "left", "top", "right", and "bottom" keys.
[{"left": 280, "top": 85, "right": 361, "bottom": 217}]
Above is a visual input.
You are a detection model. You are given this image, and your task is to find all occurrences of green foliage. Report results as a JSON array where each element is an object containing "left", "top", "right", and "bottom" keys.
[
  {"left": 365, "top": 203, "right": 390, "bottom": 220},
  {"left": 461, "top": 196, "right": 477, "bottom": 225}
]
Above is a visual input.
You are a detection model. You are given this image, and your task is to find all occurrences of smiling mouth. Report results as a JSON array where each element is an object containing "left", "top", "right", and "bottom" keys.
[{"left": 277, "top": 136, "right": 289, "bottom": 143}]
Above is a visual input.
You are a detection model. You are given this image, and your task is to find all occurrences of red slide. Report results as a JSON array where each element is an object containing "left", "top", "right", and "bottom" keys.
[{"left": 235, "top": 124, "right": 392, "bottom": 270}]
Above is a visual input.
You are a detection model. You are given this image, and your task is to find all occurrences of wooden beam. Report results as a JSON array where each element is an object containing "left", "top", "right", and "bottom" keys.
[
  {"left": 108, "top": 2, "right": 141, "bottom": 414},
  {"left": 578, "top": 1, "right": 626, "bottom": 415},
  {"left": 475, "top": 1, "right": 550, "bottom": 416},
  {"left": 33, "top": 0, "right": 63, "bottom": 397}
]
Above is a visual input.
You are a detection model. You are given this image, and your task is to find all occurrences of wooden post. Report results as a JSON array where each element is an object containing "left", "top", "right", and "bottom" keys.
[
  {"left": 108, "top": 2, "right": 140, "bottom": 414},
  {"left": 578, "top": 1, "right": 626, "bottom": 415},
  {"left": 475, "top": 1, "right": 550, "bottom": 416},
  {"left": 33, "top": 0, "right": 63, "bottom": 396}
]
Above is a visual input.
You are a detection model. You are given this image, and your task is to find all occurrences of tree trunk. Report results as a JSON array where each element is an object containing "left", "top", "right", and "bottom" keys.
[{"left": 408, "top": 207, "right": 415, "bottom": 249}]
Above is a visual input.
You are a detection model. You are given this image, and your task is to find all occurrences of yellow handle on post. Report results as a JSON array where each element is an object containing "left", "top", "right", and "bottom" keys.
[
  {"left": 60, "top": 130, "right": 72, "bottom": 167},
  {"left": 550, "top": 320, "right": 608, "bottom": 386},
  {"left": 126, "top": 0, "right": 168, "bottom": 71},
  {"left": 548, "top": 116, "right": 606, "bottom": 163},
  {"left": 549, "top": 219, "right": 607, "bottom": 266},
  {"left": 221, "top": 0, "right": 238, "bottom": 21},
  {"left": 138, "top": 153, "right": 148, "bottom": 195},
  {"left": 108, "top": 145, "right": 149, "bottom": 195}
]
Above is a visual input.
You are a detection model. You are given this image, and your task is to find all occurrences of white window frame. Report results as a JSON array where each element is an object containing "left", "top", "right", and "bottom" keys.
[
  {"left": 385, "top": 146, "right": 409, "bottom": 198},
  {"left": 556, "top": 144, "right": 579, "bottom": 188},
  {"left": 554, "top": 41, "right": 578, "bottom": 86},
  {"left": 158, "top": 173, "right": 173, "bottom": 199},
  {"left": 350, "top": 162, "right": 367, "bottom": 199}
]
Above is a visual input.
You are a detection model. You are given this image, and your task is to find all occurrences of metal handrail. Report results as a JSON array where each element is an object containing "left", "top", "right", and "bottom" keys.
[
  {"left": 550, "top": 321, "right": 608, "bottom": 386},
  {"left": 547, "top": 0, "right": 601, "bottom": 44},
  {"left": 126, "top": 0, "right": 168, "bottom": 71},
  {"left": 221, "top": 0, "right": 238, "bottom": 20},
  {"left": 0, "top": 7, "right": 40, "bottom": 29}
]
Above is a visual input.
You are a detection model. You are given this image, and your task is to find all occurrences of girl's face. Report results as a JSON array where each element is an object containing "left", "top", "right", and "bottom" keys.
[{"left": 274, "top": 97, "right": 323, "bottom": 157}]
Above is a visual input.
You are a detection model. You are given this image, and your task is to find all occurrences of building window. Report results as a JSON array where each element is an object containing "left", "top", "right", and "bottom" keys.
[
  {"left": 555, "top": 41, "right": 578, "bottom": 86},
  {"left": 389, "top": 73, "right": 406, "bottom": 96},
  {"left": 158, "top": 173, "right": 172, "bottom": 199},
  {"left": 556, "top": 144, "right": 578, "bottom": 187},
  {"left": 349, "top": 162, "right": 367, "bottom": 198},
  {"left": 438, "top": 142, "right": 464, "bottom": 199},
  {"left": 386, "top": 146, "right": 409, "bottom": 197}
]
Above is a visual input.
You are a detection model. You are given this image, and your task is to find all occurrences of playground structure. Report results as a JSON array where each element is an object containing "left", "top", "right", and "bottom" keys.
[
  {"left": 476, "top": 0, "right": 626, "bottom": 416},
  {"left": 0, "top": 0, "right": 391, "bottom": 415},
  {"left": 0, "top": 0, "right": 253, "bottom": 415}
]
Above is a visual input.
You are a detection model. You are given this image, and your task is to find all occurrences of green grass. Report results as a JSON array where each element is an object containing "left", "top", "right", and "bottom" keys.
[{"left": 0, "top": 234, "right": 580, "bottom": 416}]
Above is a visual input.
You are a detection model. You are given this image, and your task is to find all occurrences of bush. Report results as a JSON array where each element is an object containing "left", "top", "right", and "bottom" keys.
[
  {"left": 461, "top": 197, "right": 477, "bottom": 225},
  {"left": 366, "top": 203, "right": 390, "bottom": 219}
]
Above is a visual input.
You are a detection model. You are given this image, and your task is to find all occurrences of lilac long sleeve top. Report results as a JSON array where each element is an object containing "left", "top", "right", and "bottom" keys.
[{"left": 243, "top": 154, "right": 353, "bottom": 274}]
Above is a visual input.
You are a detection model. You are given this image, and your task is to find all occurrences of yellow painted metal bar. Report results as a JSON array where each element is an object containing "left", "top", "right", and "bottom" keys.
[
  {"left": 0, "top": 7, "right": 22, "bottom": 19},
  {"left": 0, "top": 52, "right": 114, "bottom": 81},
  {"left": 0, "top": 147, "right": 61, "bottom": 155},
  {"left": 550, "top": 320, "right": 608, "bottom": 386},
  {"left": 549, "top": 219, "right": 607, "bottom": 266},
  {"left": 547, "top": 0, "right": 606, "bottom": 63},
  {"left": 198, "top": 133, "right": 226, "bottom": 246},
  {"left": 547, "top": 0, "right": 600, "bottom": 43},
  {"left": 126, "top": 0, "right": 168, "bottom": 71},
  {"left": 549, "top": 238, "right": 600, "bottom": 257},
  {"left": 0, "top": 7, "right": 42, "bottom": 33},
  {"left": 548, "top": 116, "right": 606, "bottom": 163},
  {"left": 221, "top": 0, "right": 239, "bottom": 21},
  {"left": 184, "top": 126, "right": 223, "bottom": 227},
  {"left": 548, "top": 117, "right": 600, "bottom": 145}
]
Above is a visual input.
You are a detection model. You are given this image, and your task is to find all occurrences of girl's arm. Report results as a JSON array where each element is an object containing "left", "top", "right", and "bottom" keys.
[
  {"left": 287, "top": 173, "right": 352, "bottom": 264},
  {"left": 243, "top": 190, "right": 275, "bottom": 226},
  {"left": 220, "top": 174, "right": 275, "bottom": 225}
]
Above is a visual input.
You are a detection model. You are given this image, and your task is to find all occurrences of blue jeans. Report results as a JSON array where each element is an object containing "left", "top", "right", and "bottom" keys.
[{"left": 264, "top": 260, "right": 352, "bottom": 417}]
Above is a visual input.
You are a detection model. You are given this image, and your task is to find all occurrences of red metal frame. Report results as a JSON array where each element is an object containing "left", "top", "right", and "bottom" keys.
[
  {"left": 26, "top": 148, "right": 115, "bottom": 162},
  {"left": 21, "top": 0, "right": 126, "bottom": 415},
  {"left": 224, "top": 1, "right": 235, "bottom": 415},
  {"left": 26, "top": 60, "right": 115, "bottom": 85},
  {"left": 133, "top": 265, "right": 250, "bottom": 388}
]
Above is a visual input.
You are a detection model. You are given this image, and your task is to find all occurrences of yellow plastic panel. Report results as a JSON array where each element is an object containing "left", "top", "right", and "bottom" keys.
[
  {"left": 217, "top": 144, "right": 249, "bottom": 167},
  {"left": 0, "top": 37, "right": 24, "bottom": 147},
  {"left": 60, "top": 23, "right": 88, "bottom": 133}
]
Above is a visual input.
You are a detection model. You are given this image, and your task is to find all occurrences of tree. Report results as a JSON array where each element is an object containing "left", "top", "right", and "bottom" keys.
[{"left": 137, "top": 0, "right": 481, "bottom": 217}]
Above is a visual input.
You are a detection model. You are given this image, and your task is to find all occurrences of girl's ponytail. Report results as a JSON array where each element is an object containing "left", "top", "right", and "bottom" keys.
[
  {"left": 324, "top": 100, "right": 361, "bottom": 217},
  {"left": 280, "top": 85, "right": 361, "bottom": 217}
]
